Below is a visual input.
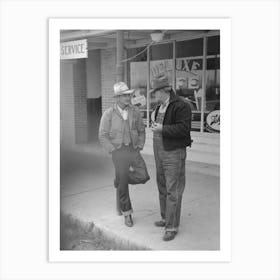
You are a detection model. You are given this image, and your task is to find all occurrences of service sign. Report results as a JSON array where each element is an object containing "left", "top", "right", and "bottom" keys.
[{"left": 60, "top": 39, "right": 88, "bottom": 60}]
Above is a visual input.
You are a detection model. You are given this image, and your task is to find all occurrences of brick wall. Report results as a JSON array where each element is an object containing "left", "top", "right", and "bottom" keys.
[
  {"left": 101, "top": 48, "right": 116, "bottom": 113},
  {"left": 60, "top": 59, "right": 88, "bottom": 146},
  {"left": 60, "top": 61, "right": 75, "bottom": 145}
]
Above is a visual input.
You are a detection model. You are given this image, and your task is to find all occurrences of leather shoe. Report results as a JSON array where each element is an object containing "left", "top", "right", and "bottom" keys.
[
  {"left": 124, "top": 215, "right": 133, "bottom": 227},
  {"left": 154, "top": 220, "right": 165, "bottom": 227},
  {"left": 162, "top": 231, "right": 177, "bottom": 241}
]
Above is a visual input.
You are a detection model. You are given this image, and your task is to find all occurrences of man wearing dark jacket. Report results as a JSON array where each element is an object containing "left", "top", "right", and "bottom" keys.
[{"left": 151, "top": 75, "right": 192, "bottom": 241}]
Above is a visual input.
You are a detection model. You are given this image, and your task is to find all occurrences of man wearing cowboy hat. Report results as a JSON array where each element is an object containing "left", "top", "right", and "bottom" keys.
[
  {"left": 150, "top": 74, "right": 192, "bottom": 241},
  {"left": 99, "top": 82, "right": 149, "bottom": 227}
]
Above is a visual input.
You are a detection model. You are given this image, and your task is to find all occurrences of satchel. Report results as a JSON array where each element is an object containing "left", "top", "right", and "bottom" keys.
[{"left": 128, "top": 150, "right": 150, "bottom": 185}]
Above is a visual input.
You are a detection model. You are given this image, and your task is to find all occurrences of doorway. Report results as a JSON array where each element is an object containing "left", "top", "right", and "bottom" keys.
[{"left": 86, "top": 49, "right": 102, "bottom": 142}]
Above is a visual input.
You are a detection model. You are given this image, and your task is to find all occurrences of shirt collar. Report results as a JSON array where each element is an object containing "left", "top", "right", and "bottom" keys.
[
  {"left": 117, "top": 104, "right": 123, "bottom": 113},
  {"left": 116, "top": 104, "right": 129, "bottom": 120},
  {"left": 160, "top": 96, "right": 170, "bottom": 109},
  {"left": 117, "top": 103, "right": 130, "bottom": 112},
  {"left": 163, "top": 96, "right": 170, "bottom": 106}
]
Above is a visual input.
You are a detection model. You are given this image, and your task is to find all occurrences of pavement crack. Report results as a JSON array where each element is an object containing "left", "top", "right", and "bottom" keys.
[{"left": 61, "top": 184, "right": 113, "bottom": 198}]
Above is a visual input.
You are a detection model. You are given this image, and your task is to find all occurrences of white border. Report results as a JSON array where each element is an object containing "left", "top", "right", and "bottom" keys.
[{"left": 49, "top": 18, "right": 231, "bottom": 262}]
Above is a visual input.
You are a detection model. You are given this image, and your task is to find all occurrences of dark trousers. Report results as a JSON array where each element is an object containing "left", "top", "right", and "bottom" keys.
[
  {"left": 153, "top": 142, "right": 186, "bottom": 232},
  {"left": 112, "top": 145, "right": 150, "bottom": 216}
]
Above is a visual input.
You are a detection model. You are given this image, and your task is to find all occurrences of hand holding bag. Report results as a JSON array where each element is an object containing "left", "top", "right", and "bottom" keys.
[{"left": 128, "top": 150, "right": 150, "bottom": 185}]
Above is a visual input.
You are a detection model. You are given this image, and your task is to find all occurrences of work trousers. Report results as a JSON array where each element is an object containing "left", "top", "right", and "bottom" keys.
[
  {"left": 153, "top": 141, "right": 186, "bottom": 232},
  {"left": 112, "top": 144, "right": 150, "bottom": 216}
]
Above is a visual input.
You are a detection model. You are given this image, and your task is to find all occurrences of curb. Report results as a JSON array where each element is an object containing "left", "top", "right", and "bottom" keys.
[
  {"left": 61, "top": 212, "right": 150, "bottom": 250},
  {"left": 93, "top": 222, "right": 151, "bottom": 250}
]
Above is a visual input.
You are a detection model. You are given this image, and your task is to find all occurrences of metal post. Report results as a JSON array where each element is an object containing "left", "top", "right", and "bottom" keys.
[
  {"left": 200, "top": 35, "right": 208, "bottom": 132},
  {"left": 147, "top": 45, "right": 150, "bottom": 128},
  {"left": 172, "top": 40, "right": 176, "bottom": 92},
  {"left": 116, "top": 30, "right": 124, "bottom": 82},
  {"left": 124, "top": 48, "right": 128, "bottom": 84},
  {"left": 115, "top": 30, "right": 124, "bottom": 215}
]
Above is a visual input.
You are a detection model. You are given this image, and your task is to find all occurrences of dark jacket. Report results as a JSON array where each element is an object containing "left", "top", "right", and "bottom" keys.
[{"left": 154, "top": 90, "right": 192, "bottom": 151}]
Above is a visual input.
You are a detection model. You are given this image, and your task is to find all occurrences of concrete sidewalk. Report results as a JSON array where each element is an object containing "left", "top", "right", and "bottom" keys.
[{"left": 60, "top": 143, "right": 220, "bottom": 250}]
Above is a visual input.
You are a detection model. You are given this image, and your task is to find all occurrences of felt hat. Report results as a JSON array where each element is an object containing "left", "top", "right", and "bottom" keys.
[{"left": 150, "top": 75, "right": 171, "bottom": 93}]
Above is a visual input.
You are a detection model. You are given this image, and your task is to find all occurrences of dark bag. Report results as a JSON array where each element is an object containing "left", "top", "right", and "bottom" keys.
[
  {"left": 128, "top": 150, "right": 150, "bottom": 185},
  {"left": 113, "top": 150, "right": 150, "bottom": 188}
]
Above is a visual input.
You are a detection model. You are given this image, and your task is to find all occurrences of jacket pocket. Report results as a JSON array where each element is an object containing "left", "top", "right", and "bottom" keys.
[
  {"left": 110, "top": 129, "right": 122, "bottom": 143},
  {"left": 109, "top": 130, "right": 117, "bottom": 139}
]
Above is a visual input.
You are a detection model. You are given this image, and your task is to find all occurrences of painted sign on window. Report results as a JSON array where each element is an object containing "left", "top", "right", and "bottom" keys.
[
  {"left": 176, "top": 58, "right": 202, "bottom": 90},
  {"left": 176, "top": 58, "right": 203, "bottom": 110},
  {"left": 150, "top": 60, "right": 173, "bottom": 85}
]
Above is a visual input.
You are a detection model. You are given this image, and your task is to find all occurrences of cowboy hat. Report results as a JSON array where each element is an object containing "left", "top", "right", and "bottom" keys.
[{"left": 113, "top": 82, "right": 134, "bottom": 96}]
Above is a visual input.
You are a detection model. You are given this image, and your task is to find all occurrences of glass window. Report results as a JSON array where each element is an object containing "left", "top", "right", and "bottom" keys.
[
  {"left": 150, "top": 43, "right": 173, "bottom": 60},
  {"left": 127, "top": 47, "right": 147, "bottom": 62},
  {"left": 149, "top": 43, "right": 174, "bottom": 126},
  {"left": 176, "top": 58, "right": 203, "bottom": 109},
  {"left": 150, "top": 59, "right": 173, "bottom": 111},
  {"left": 175, "top": 36, "right": 220, "bottom": 133},
  {"left": 205, "top": 36, "right": 220, "bottom": 133},
  {"left": 207, "top": 36, "right": 220, "bottom": 55},
  {"left": 176, "top": 38, "right": 203, "bottom": 58},
  {"left": 128, "top": 35, "right": 220, "bottom": 132},
  {"left": 127, "top": 47, "right": 149, "bottom": 125},
  {"left": 176, "top": 57, "right": 203, "bottom": 131}
]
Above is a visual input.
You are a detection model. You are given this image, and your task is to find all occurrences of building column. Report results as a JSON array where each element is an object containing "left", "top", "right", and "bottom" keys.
[
  {"left": 116, "top": 30, "right": 124, "bottom": 215},
  {"left": 73, "top": 59, "right": 88, "bottom": 143},
  {"left": 61, "top": 60, "right": 76, "bottom": 146},
  {"left": 60, "top": 59, "right": 88, "bottom": 147},
  {"left": 200, "top": 35, "right": 208, "bottom": 132},
  {"left": 116, "top": 30, "right": 124, "bottom": 82}
]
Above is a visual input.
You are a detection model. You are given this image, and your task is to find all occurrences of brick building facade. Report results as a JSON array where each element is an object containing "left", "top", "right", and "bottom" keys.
[{"left": 61, "top": 48, "right": 118, "bottom": 145}]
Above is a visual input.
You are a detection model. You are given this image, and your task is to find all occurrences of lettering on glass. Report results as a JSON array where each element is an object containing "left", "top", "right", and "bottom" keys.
[
  {"left": 176, "top": 58, "right": 201, "bottom": 90},
  {"left": 150, "top": 60, "right": 173, "bottom": 84}
]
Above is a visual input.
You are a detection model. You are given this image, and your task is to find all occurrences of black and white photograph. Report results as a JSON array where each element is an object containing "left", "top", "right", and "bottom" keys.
[
  {"left": 49, "top": 18, "right": 231, "bottom": 261},
  {"left": 1, "top": 0, "right": 280, "bottom": 279}
]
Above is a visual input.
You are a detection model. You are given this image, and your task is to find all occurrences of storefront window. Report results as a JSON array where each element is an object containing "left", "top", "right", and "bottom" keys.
[
  {"left": 176, "top": 36, "right": 220, "bottom": 133},
  {"left": 205, "top": 36, "right": 220, "bottom": 133},
  {"left": 127, "top": 47, "right": 148, "bottom": 124},
  {"left": 128, "top": 43, "right": 174, "bottom": 127},
  {"left": 176, "top": 38, "right": 203, "bottom": 57},
  {"left": 149, "top": 43, "right": 174, "bottom": 123},
  {"left": 128, "top": 35, "right": 220, "bottom": 132},
  {"left": 176, "top": 39, "right": 203, "bottom": 131}
]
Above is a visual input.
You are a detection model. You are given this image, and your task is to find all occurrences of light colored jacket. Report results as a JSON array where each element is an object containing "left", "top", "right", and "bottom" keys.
[{"left": 99, "top": 104, "right": 145, "bottom": 153}]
